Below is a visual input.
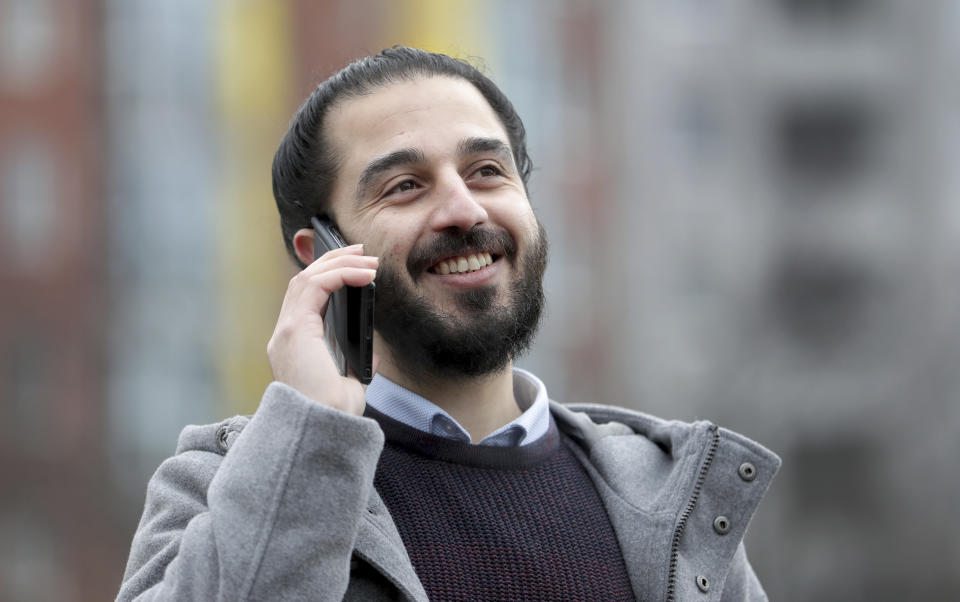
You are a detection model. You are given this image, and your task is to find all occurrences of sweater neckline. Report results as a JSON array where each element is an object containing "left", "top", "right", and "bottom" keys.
[{"left": 365, "top": 405, "right": 561, "bottom": 470}]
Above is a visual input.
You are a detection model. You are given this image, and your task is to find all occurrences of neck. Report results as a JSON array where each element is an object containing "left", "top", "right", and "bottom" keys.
[{"left": 375, "top": 352, "right": 520, "bottom": 444}]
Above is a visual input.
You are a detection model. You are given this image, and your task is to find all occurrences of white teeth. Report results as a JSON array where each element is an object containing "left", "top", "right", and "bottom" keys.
[{"left": 431, "top": 252, "right": 495, "bottom": 274}]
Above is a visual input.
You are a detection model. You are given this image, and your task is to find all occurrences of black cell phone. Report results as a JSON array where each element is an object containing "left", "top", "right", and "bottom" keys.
[{"left": 311, "top": 216, "right": 375, "bottom": 384}]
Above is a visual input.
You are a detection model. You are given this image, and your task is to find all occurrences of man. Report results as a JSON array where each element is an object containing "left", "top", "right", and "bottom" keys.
[{"left": 118, "top": 47, "right": 779, "bottom": 601}]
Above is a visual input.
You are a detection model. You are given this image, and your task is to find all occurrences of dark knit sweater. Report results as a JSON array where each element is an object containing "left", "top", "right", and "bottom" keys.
[{"left": 367, "top": 406, "right": 635, "bottom": 601}]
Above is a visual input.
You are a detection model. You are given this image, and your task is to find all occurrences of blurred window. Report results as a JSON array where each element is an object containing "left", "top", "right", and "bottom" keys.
[
  {"left": 775, "top": 99, "right": 873, "bottom": 188},
  {"left": 801, "top": 437, "right": 874, "bottom": 501},
  {"left": 0, "top": 511, "right": 73, "bottom": 600},
  {"left": 2, "top": 335, "right": 51, "bottom": 458},
  {"left": 0, "top": 0, "right": 57, "bottom": 91},
  {"left": 672, "top": 92, "right": 722, "bottom": 166},
  {"left": 0, "top": 137, "right": 59, "bottom": 275},
  {"left": 778, "top": 0, "right": 871, "bottom": 23},
  {"left": 768, "top": 253, "right": 870, "bottom": 348}
]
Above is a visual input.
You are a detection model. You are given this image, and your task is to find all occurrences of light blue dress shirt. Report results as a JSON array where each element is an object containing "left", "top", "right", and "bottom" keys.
[{"left": 364, "top": 368, "right": 551, "bottom": 446}]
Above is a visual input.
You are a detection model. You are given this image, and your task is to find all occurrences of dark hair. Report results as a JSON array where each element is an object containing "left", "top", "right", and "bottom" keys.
[{"left": 271, "top": 46, "right": 533, "bottom": 267}]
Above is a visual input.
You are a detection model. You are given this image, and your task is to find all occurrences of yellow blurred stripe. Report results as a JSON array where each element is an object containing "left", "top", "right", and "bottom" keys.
[
  {"left": 215, "top": 0, "right": 294, "bottom": 415},
  {"left": 385, "top": 0, "right": 489, "bottom": 61}
]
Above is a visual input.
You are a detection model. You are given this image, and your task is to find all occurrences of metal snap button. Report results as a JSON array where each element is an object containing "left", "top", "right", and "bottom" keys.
[
  {"left": 713, "top": 515, "right": 732, "bottom": 535},
  {"left": 738, "top": 462, "right": 757, "bottom": 482},
  {"left": 696, "top": 575, "right": 710, "bottom": 593},
  {"left": 215, "top": 425, "right": 230, "bottom": 454}
]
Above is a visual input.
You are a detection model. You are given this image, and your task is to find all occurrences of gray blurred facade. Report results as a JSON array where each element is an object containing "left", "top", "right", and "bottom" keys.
[
  {"left": 1, "top": 0, "right": 958, "bottom": 600},
  {"left": 517, "top": 0, "right": 960, "bottom": 599},
  {"left": 532, "top": 1, "right": 960, "bottom": 599},
  {"left": 103, "top": 0, "right": 219, "bottom": 505}
]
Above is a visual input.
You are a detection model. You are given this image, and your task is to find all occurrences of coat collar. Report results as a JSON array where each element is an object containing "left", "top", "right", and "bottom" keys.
[{"left": 552, "top": 401, "right": 780, "bottom": 601}]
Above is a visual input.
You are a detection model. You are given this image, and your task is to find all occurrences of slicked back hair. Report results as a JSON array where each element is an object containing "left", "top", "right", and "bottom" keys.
[{"left": 271, "top": 46, "right": 533, "bottom": 268}]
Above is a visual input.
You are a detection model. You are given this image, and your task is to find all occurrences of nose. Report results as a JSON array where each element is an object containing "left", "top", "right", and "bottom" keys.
[{"left": 428, "top": 171, "right": 488, "bottom": 232}]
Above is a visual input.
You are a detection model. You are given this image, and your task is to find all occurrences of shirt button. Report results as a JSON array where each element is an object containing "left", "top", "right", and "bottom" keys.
[
  {"left": 713, "top": 515, "right": 732, "bottom": 535},
  {"left": 738, "top": 462, "right": 757, "bottom": 482},
  {"left": 696, "top": 575, "right": 710, "bottom": 593}
]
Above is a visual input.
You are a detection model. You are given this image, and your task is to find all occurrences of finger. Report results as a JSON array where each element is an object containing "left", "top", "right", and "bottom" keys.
[
  {"left": 289, "top": 254, "right": 378, "bottom": 298},
  {"left": 298, "top": 243, "right": 367, "bottom": 278},
  {"left": 316, "top": 253, "right": 379, "bottom": 270},
  {"left": 310, "top": 243, "right": 366, "bottom": 267},
  {"left": 299, "top": 267, "right": 377, "bottom": 316},
  {"left": 306, "top": 266, "right": 377, "bottom": 294}
]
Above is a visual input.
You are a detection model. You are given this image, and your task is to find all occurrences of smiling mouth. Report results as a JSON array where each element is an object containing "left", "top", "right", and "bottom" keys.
[{"left": 428, "top": 252, "right": 496, "bottom": 274}]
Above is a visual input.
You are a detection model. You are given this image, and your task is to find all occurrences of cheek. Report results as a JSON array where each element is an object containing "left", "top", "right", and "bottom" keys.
[
  {"left": 367, "top": 238, "right": 409, "bottom": 268},
  {"left": 495, "top": 205, "right": 538, "bottom": 239},
  {"left": 369, "top": 215, "right": 420, "bottom": 258},
  {"left": 351, "top": 219, "right": 401, "bottom": 257},
  {"left": 388, "top": 242, "right": 406, "bottom": 261}
]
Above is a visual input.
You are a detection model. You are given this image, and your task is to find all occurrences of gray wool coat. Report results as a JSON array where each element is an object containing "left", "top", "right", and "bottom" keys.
[{"left": 117, "top": 382, "right": 780, "bottom": 601}]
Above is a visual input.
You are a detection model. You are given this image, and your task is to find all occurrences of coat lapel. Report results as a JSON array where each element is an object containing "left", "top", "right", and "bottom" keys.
[{"left": 353, "top": 488, "right": 429, "bottom": 602}]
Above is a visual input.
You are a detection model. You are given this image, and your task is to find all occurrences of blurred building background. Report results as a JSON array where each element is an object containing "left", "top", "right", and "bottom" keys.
[{"left": 1, "top": 0, "right": 958, "bottom": 600}]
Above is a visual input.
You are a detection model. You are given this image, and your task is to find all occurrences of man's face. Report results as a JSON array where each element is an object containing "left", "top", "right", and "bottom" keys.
[{"left": 323, "top": 75, "right": 547, "bottom": 380}]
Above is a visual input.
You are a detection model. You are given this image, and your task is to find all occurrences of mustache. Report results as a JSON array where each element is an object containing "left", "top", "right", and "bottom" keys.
[{"left": 406, "top": 227, "right": 518, "bottom": 277}]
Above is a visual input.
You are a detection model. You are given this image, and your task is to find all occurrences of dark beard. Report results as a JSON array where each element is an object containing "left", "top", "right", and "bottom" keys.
[{"left": 373, "top": 222, "right": 548, "bottom": 381}]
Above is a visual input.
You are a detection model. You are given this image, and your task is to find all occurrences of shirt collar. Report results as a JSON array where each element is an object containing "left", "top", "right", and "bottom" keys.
[{"left": 364, "top": 367, "right": 551, "bottom": 447}]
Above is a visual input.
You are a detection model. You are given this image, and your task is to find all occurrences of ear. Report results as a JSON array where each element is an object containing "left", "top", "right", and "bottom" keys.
[{"left": 293, "top": 228, "right": 315, "bottom": 266}]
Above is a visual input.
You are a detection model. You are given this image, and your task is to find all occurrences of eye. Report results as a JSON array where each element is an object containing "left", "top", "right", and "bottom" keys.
[
  {"left": 385, "top": 179, "right": 419, "bottom": 196},
  {"left": 471, "top": 164, "right": 504, "bottom": 179}
]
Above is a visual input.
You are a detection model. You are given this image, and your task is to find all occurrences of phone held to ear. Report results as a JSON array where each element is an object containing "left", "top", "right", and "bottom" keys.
[{"left": 311, "top": 216, "right": 375, "bottom": 384}]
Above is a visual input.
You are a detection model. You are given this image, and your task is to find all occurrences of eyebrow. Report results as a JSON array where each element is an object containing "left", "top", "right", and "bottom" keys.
[
  {"left": 355, "top": 148, "right": 427, "bottom": 201},
  {"left": 353, "top": 136, "right": 514, "bottom": 202},
  {"left": 458, "top": 136, "right": 514, "bottom": 164}
]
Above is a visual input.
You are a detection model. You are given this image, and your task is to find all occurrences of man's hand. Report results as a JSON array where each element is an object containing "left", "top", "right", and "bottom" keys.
[{"left": 267, "top": 244, "right": 378, "bottom": 415}]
